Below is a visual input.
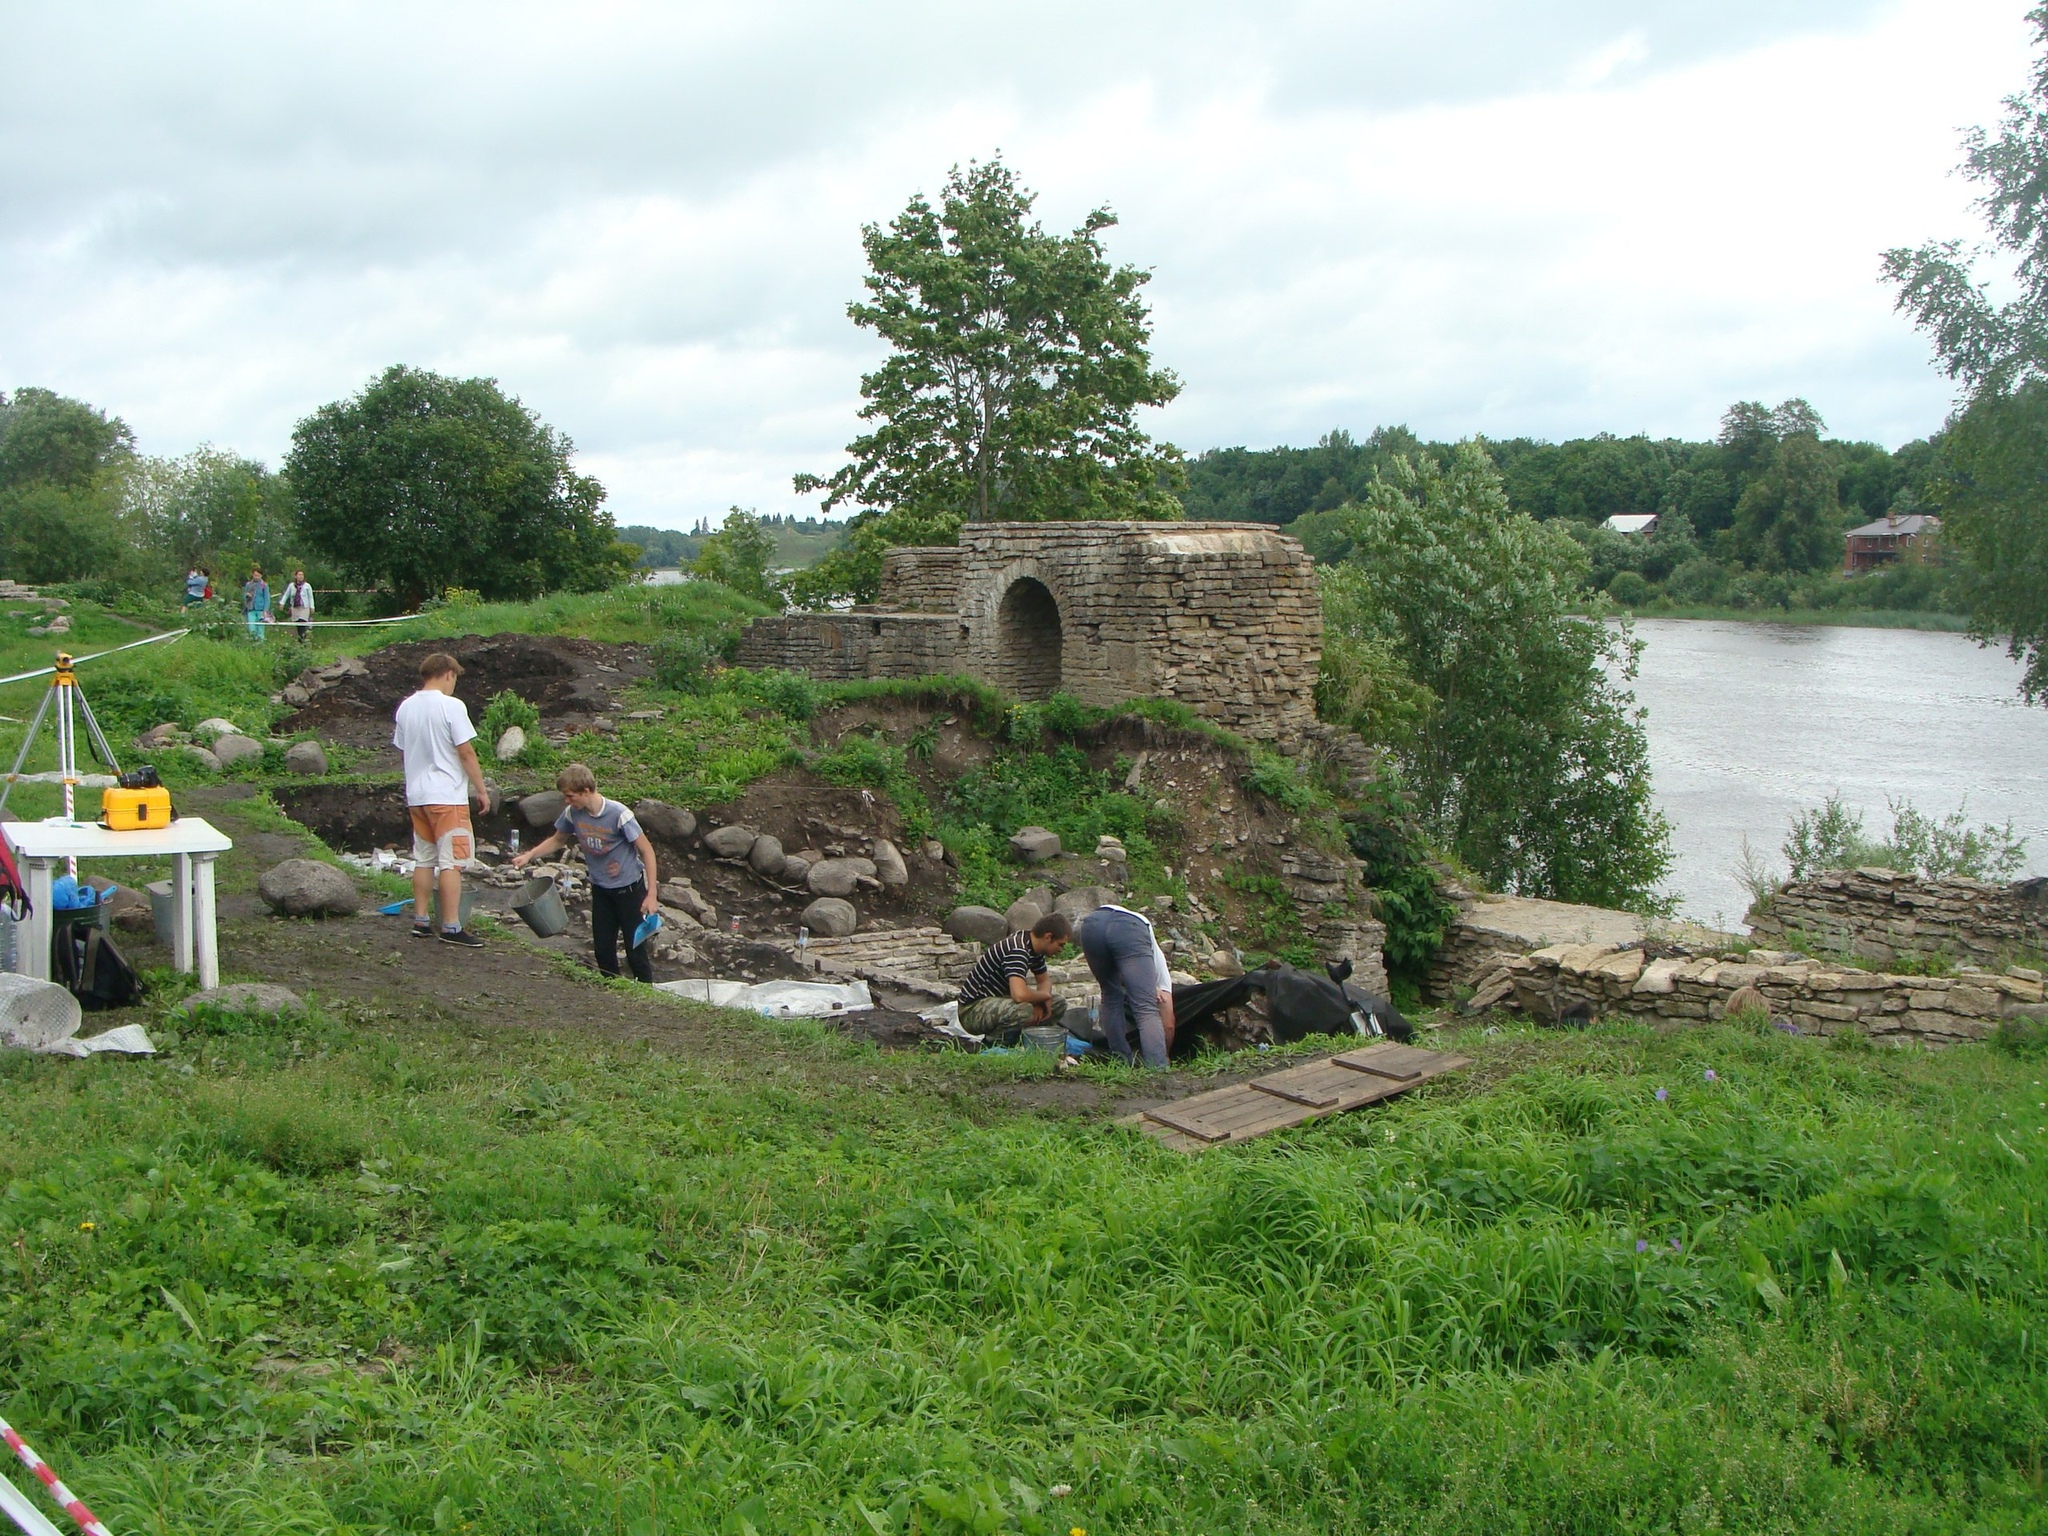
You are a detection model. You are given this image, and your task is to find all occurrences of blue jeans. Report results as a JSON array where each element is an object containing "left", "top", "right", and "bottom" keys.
[{"left": 1080, "top": 907, "right": 1167, "bottom": 1069}]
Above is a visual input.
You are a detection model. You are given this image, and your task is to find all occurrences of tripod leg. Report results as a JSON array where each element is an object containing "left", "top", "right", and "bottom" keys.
[
  {"left": 0, "top": 683, "right": 57, "bottom": 816},
  {"left": 72, "top": 686, "right": 122, "bottom": 777}
]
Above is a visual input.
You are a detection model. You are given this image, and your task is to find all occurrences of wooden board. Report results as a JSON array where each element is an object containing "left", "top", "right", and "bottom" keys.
[{"left": 1125, "top": 1042, "right": 1472, "bottom": 1152}]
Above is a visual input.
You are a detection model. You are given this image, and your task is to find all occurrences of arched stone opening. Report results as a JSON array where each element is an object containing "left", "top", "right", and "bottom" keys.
[{"left": 995, "top": 577, "right": 1062, "bottom": 699}]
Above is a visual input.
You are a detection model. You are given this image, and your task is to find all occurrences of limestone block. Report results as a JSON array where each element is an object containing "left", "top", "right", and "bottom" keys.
[
  {"left": 1009, "top": 826, "right": 1062, "bottom": 863},
  {"left": 1633, "top": 958, "right": 1684, "bottom": 995},
  {"left": 1592, "top": 949, "right": 1645, "bottom": 985}
]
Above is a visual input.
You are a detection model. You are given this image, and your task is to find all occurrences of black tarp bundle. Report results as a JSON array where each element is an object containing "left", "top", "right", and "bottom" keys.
[{"left": 1085, "top": 962, "right": 1412, "bottom": 1060}]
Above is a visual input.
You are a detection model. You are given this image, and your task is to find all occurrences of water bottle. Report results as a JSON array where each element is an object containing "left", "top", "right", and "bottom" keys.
[{"left": 508, "top": 829, "right": 520, "bottom": 859}]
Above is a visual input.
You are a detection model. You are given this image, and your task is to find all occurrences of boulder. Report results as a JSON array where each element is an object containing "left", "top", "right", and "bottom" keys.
[
  {"left": 1009, "top": 826, "right": 1062, "bottom": 863},
  {"left": 1021, "top": 884, "right": 1055, "bottom": 915},
  {"left": 184, "top": 746, "right": 222, "bottom": 773},
  {"left": 748, "top": 833, "right": 787, "bottom": 877},
  {"left": 703, "top": 824, "right": 758, "bottom": 859},
  {"left": 494, "top": 725, "right": 527, "bottom": 762},
  {"left": 1054, "top": 886, "right": 1115, "bottom": 923},
  {"left": 212, "top": 734, "right": 265, "bottom": 768},
  {"left": 1209, "top": 949, "right": 1245, "bottom": 978},
  {"left": 283, "top": 740, "right": 328, "bottom": 776},
  {"left": 633, "top": 799, "right": 697, "bottom": 843},
  {"left": 176, "top": 983, "right": 305, "bottom": 1019},
  {"left": 1004, "top": 899, "right": 1044, "bottom": 933},
  {"left": 660, "top": 881, "right": 717, "bottom": 925},
  {"left": 519, "top": 790, "right": 567, "bottom": 829},
  {"left": 923, "top": 840, "right": 947, "bottom": 863},
  {"left": 872, "top": 839, "right": 909, "bottom": 887},
  {"left": 801, "top": 897, "right": 859, "bottom": 938},
  {"left": 256, "top": 859, "right": 360, "bottom": 918},
  {"left": 658, "top": 903, "right": 702, "bottom": 930},
  {"left": 806, "top": 858, "right": 865, "bottom": 898},
  {"left": 778, "top": 854, "right": 816, "bottom": 884},
  {"left": 134, "top": 722, "right": 181, "bottom": 750},
  {"left": 944, "top": 905, "right": 1009, "bottom": 944},
  {"left": 193, "top": 717, "right": 241, "bottom": 741}
]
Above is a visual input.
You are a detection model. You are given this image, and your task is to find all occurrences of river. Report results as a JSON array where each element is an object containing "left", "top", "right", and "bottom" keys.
[{"left": 1622, "top": 619, "right": 2048, "bottom": 927}]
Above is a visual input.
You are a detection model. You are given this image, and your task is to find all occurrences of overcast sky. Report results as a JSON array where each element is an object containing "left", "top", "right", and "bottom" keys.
[{"left": 0, "top": 1, "right": 2033, "bottom": 529}]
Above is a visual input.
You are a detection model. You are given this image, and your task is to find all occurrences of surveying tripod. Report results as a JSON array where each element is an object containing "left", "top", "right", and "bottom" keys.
[{"left": 0, "top": 653, "right": 123, "bottom": 872}]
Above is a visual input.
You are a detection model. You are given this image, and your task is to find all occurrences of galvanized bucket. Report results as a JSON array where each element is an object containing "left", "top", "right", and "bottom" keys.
[{"left": 512, "top": 875, "right": 570, "bottom": 938}]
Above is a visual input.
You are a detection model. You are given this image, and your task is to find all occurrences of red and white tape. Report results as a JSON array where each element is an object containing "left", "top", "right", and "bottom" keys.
[{"left": 0, "top": 1418, "right": 110, "bottom": 1536}]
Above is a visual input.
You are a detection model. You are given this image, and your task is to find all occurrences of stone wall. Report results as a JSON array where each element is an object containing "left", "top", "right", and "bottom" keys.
[
  {"left": 1277, "top": 845, "right": 1389, "bottom": 995},
  {"left": 1425, "top": 888, "right": 1729, "bottom": 1001},
  {"left": 736, "top": 521, "right": 1322, "bottom": 743},
  {"left": 1748, "top": 867, "right": 2048, "bottom": 969},
  {"left": 1503, "top": 941, "right": 2047, "bottom": 1048}
]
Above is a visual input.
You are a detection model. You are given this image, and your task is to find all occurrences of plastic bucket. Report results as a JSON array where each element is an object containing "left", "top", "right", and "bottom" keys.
[
  {"left": 512, "top": 875, "right": 569, "bottom": 937},
  {"left": 1022, "top": 1024, "right": 1066, "bottom": 1054},
  {"left": 147, "top": 880, "right": 175, "bottom": 947},
  {"left": 432, "top": 885, "right": 480, "bottom": 931}
]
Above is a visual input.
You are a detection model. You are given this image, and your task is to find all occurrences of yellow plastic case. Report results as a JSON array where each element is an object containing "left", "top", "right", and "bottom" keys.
[{"left": 99, "top": 785, "right": 173, "bottom": 831}]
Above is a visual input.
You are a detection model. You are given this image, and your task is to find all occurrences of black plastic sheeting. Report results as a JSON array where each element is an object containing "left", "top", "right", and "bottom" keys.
[{"left": 1082, "top": 962, "right": 1412, "bottom": 1060}]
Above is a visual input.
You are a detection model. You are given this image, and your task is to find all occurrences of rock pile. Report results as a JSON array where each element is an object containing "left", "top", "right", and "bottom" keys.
[
  {"left": 1496, "top": 940, "right": 2047, "bottom": 1048},
  {"left": 1747, "top": 867, "right": 2048, "bottom": 970}
]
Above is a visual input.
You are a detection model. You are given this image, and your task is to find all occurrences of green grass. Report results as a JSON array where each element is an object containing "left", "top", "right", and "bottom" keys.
[{"left": 3, "top": 1008, "right": 2048, "bottom": 1533}]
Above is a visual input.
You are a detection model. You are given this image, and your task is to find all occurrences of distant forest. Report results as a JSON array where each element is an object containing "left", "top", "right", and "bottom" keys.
[
  {"left": 1181, "top": 407, "right": 1957, "bottom": 615},
  {"left": 618, "top": 514, "right": 844, "bottom": 571}
]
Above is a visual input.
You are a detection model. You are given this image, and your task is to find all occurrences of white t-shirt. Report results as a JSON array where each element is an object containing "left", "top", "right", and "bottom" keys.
[{"left": 393, "top": 688, "right": 478, "bottom": 806}]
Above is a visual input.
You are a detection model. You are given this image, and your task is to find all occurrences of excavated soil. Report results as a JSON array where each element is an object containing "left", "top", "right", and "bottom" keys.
[{"left": 278, "top": 633, "right": 651, "bottom": 758}]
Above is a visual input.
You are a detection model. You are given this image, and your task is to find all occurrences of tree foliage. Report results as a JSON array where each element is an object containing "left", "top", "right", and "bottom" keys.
[
  {"left": 1317, "top": 446, "right": 1672, "bottom": 908},
  {"left": 1730, "top": 417, "right": 1843, "bottom": 574},
  {"left": 793, "top": 159, "right": 1183, "bottom": 605},
  {"left": 1884, "top": 6, "right": 2048, "bottom": 699},
  {"left": 690, "top": 508, "right": 782, "bottom": 608},
  {"left": 288, "top": 366, "right": 634, "bottom": 605},
  {"left": 0, "top": 388, "right": 136, "bottom": 584}
]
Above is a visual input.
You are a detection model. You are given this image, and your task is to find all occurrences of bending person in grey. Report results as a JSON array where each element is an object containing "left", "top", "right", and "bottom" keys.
[{"left": 1078, "top": 904, "right": 1177, "bottom": 1069}]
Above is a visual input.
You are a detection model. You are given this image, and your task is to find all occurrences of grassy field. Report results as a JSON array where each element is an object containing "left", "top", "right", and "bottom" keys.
[
  {"left": 2, "top": 977, "right": 2047, "bottom": 1534},
  {"left": 1619, "top": 605, "right": 1974, "bottom": 631}
]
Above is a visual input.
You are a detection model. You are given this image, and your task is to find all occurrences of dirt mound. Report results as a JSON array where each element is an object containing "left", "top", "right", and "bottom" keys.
[
  {"left": 274, "top": 781, "right": 518, "bottom": 853},
  {"left": 278, "top": 633, "right": 651, "bottom": 753}
]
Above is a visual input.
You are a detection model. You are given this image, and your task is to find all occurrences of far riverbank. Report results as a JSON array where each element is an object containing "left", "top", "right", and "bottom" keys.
[{"left": 1617, "top": 605, "right": 1969, "bottom": 632}]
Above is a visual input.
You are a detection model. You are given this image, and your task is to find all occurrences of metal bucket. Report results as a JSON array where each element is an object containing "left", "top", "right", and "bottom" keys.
[
  {"left": 432, "top": 885, "right": 480, "bottom": 931},
  {"left": 147, "top": 880, "right": 176, "bottom": 947},
  {"left": 1022, "top": 1023, "right": 1066, "bottom": 1054},
  {"left": 512, "top": 875, "right": 569, "bottom": 937}
]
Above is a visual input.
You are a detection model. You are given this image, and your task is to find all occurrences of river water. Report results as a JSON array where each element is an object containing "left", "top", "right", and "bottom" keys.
[{"left": 1621, "top": 619, "right": 2048, "bottom": 927}]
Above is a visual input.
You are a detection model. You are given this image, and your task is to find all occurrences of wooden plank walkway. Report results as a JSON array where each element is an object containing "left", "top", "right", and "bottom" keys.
[{"left": 1126, "top": 1042, "right": 1471, "bottom": 1151}]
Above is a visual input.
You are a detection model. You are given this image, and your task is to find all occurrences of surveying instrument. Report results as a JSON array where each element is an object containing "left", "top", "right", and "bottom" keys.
[{"left": 0, "top": 652, "right": 125, "bottom": 873}]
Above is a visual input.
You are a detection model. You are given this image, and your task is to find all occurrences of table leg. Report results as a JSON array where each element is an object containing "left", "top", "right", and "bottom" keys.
[
  {"left": 23, "top": 859, "right": 54, "bottom": 981},
  {"left": 194, "top": 855, "right": 219, "bottom": 991},
  {"left": 171, "top": 852, "right": 194, "bottom": 974}
]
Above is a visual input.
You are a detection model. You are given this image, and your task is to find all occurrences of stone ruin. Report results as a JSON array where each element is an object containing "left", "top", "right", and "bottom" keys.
[{"left": 736, "top": 521, "right": 1323, "bottom": 744}]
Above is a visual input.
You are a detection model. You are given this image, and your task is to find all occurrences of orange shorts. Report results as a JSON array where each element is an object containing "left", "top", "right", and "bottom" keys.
[{"left": 408, "top": 805, "right": 475, "bottom": 871}]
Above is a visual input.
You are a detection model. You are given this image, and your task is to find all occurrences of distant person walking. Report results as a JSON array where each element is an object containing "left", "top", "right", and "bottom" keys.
[
  {"left": 1076, "top": 903, "right": 1176, "bottom": 1069},
  {"left": 281, "top": 570, "right": 315, "bottom": 644},
  {"left": 393, "top": 652, "right": 489, "bottom": 948},
  {"left": 241, "top": 568, "right": 270, "bottom": 641},
  {"left": 183, "top": 567, "right": 207, "bottom": 607},
  {"left": 508, "top": 763, "right": 661, "bottom": 983}
]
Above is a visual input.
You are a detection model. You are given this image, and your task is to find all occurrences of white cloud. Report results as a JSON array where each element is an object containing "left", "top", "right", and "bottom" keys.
[{"left": 0, "top": 0, "right": 2032, "bottom": 527}]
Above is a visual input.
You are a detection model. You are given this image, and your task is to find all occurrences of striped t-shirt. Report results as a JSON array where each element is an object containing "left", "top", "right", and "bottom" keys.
[{"left": 957, "top": 929, "right": 1045, "bottom": 1006}]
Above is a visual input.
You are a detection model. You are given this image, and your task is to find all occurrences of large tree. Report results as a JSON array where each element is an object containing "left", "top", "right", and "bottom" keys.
[
  {"left": 792, "top": 158, "right": 1184, "bottom": 605},
  {"left": 1884, "top": 6, "right": 2048, "bottom": 699},
  {"left": 1317, "top": 445, "right": 1672, "bottom": 909},
  {"left": 288, "top": 366, "right": 634, "bottom": 605},
  {"left": 0, "top": 388, "right": 136, "bottom": 584}
]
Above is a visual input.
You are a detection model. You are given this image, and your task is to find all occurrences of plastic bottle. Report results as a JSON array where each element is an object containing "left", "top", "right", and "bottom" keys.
[{"left": 508, "top": 829, "right": 520, "bottom": 858}]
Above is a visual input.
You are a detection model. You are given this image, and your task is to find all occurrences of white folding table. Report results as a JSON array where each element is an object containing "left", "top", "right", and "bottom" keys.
[{"left": 2, "top": 817, "right": 233, "bottom": 989}]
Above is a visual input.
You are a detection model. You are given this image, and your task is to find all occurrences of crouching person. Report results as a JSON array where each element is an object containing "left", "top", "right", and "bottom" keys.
[
  {"left": 509, "top": 763, "right": 660, "bottom": 983},
  {"left": 954, "top": 913, "right": 1071, "bottom": 1044}
]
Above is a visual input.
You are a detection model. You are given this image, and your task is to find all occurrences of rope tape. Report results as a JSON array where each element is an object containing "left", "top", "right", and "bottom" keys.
[
  {"left": 0, "top": 1417, "right": 111, "bottom": 1536},
  {"left": 0, "top": 630, "right": 190, "bottom": 691}
]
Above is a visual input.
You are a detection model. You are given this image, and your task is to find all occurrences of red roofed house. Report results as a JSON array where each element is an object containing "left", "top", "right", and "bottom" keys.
[{"left": 1843, "top": 512, "right": 1941, "bottom": 574}]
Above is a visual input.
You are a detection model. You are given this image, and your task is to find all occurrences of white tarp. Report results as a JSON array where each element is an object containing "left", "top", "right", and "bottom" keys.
[
  {"left": 0, "top": 974, "right": 155, "bottom": 1056},
  {"left": 655, "top": 977, "right": 874, "bottom": 1017}
]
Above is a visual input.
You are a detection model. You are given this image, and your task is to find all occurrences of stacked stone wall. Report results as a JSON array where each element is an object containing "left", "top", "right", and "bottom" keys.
[
  {"left": 1505, "top": 941, "right": 2047, "bottom": 1049},
  {"left": 1747, "top": 868, "right": 2048, "bottom": 968},
  {"left": 735, "top": 521, "right": 1322, "bottom": 743}
]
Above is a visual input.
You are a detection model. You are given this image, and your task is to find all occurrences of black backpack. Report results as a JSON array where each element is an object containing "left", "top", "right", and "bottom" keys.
[{"left": 52, "top": 924, "right": 140, "bottom": 1011}]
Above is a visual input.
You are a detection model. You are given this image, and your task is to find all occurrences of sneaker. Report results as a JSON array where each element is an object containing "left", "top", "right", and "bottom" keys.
[
  {"left": 438, "top": 927, "right": 485, "bottom": 948},
  {"left": 410, "top": 921, "right": 435, "bottom": 940}
]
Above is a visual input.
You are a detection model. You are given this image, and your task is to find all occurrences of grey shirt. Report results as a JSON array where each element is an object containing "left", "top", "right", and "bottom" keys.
[{"left": 555, "top": 798, "right": 646, "bottom": 889}]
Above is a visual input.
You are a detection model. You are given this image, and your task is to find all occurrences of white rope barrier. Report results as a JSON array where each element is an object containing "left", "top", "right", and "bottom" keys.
[{"left": 0, "top": 630, "right": 190, "bottom": 690}]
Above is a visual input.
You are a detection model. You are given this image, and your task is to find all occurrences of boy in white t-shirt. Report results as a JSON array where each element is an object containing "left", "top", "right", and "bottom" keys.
[{"left": 392, "top": 652, "right": 489, "bottom": 947}]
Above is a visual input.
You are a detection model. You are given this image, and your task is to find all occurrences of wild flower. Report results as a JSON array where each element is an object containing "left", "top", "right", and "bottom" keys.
[
  {"left": 1636, "top": 1239, "right": 1649, "bottom": 1253},
  {"left": 1670, "top": 1238, "right": 1683, "bottom": 1252},
  {"left": 1703, "top": 1069, "right": 1718, "bottom": 1082},
  {"left": 1655, "top": 1087, "right": 1668, "bottom": 1102}
]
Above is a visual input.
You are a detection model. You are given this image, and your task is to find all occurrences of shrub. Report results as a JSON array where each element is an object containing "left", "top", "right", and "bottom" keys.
[
  {"left": 479, "top": 690, "right": 539, "bottom": 742},
  {"left": 1606, "top": 570, "right": 1651, "bottom": 606}
]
